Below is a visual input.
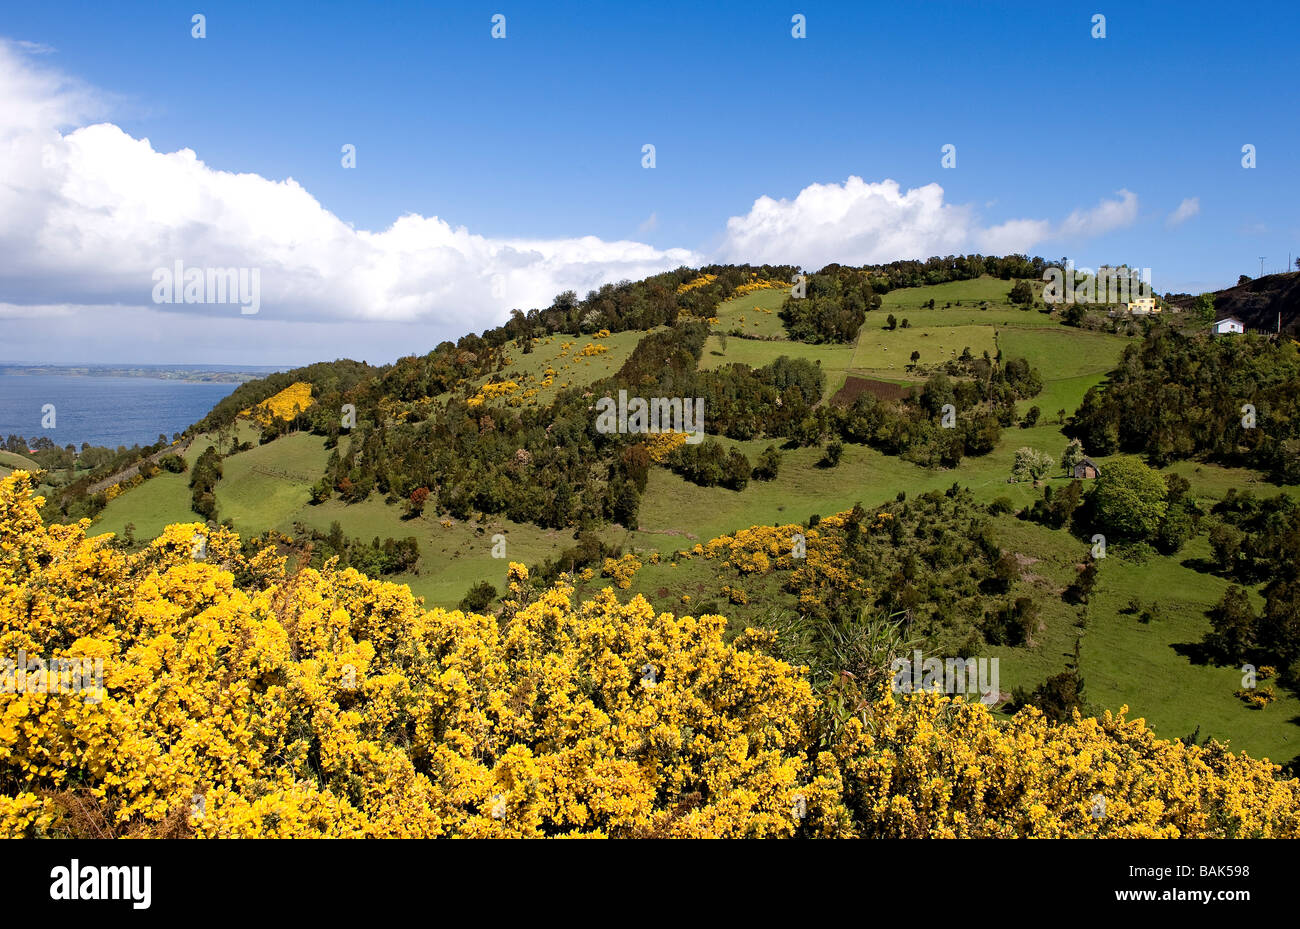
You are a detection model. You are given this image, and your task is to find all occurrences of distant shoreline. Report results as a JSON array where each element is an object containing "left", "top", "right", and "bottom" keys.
[{"left": 0, "top": 364, "right": 282, "bottom": 384}]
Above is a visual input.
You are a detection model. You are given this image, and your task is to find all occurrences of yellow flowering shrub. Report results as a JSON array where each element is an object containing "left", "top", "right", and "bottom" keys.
[
  {"left": 245, "top": 382, "right": 313, "bottom": 426},
  {"left": 732, "top": 279, "right": 787, "bottom": 297},
  {"left": 1, "top": 471, "right": 1296, "bottom": 839},
  {"left": 833, "top": 689, "right": 1300, "bottom": 838},
  {"left": 643, "top": 432, "right": 688, "bottom": 463},
  {"left": 600, "top": 553, "right": 642, "bottom": 590},
  {"left": 466, "top": 380, "right": 519, "bottom": 408},
  {"left": 0, "top": 474, "right": 827, "bottom": 838},
  {"left": 1236, "top": 686, "right": 1276, "bottom": 709},
  {"left": 676, "top": 273, "right": 717, "bottom": 295},
  {"left": 692, "top": 514, "right": 869, "bottom": 602}
]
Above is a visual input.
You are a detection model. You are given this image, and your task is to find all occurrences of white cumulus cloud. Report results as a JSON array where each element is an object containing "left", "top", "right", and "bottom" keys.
[
  {"left": 1055, "top": 189, "right": 1139, "bottom": 238},
  {"left": 1, "top": 38, "right": 1152, "bottom": 364},
  {"left": 716, "top": 176, "right": 1139, "bottom": 269},
  {"left": 0, "top": 39, "right": 700, "bottom": 335},
  {"left": 1165, "top": 197, "right": 1200, "bottom": 228},
  {"left": 716, "top": 177, "right": 973, "bottom": 267}
]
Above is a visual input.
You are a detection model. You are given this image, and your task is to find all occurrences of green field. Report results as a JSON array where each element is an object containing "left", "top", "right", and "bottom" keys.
[
  {"left": 709, "top": 287, "right": 787, "bottom": 338},
  {"left": 878, "top": 275, "right": 1053, "bottom": 325},
  {"left": 91, "top": 426, "right": 258, "bottom": 540},
  {"left": 90, "top": 471, "right": 197, "bottom": 540},
  {"left": 0, "top": 450, "right": 39, "bottom": 478},
  {"left": 213, "top": 432, "right": 329, "bottom": 530},
  {"left": 851, "top": 323, "right": 999, "bottom": 376}
]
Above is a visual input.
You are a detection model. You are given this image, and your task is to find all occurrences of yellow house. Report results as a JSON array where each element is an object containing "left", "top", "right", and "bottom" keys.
[{"left": 1124, "top": 296, "right": 1160, "bottom": 315}]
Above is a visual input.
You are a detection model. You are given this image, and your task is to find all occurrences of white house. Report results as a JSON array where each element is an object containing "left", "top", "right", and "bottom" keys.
[{"left": 1212, "top": 316, "right": 1245, "bottom": 335}]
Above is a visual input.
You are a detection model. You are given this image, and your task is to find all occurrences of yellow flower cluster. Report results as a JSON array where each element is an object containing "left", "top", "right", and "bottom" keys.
[
  {"left": 578, "top": 343, "right": 609, "bottom": 358},
  {"left": 2, "top": 471, "right": 1297, "bottom": 839},
  {"left": 600, "top": 553, "right": 642, "bottom": 590},
  {"left": 1236, "top": 687, "right": 1276, "bottom": 710},
  {"left": 245, "top": 382, "right": 313, "bottom": 426},
  {"left": 466, "top": 380, "right": 519, "bottom": 408},
  {"left": 722, "top": 585, "right": 748, "bottom": 605},
  {"left": 0, "top": 473, "right": 823, "bottom": 838},
  {"left": 732, "top": 279, "right": 787, "bottom": 297},
  {"left": 675, "top": 273, "right": 718, "bottom": 295},
  {"left": 832, "top": 689, "right": 1300, "bottom": 838},
  {"left": 692, "top": 514, "right": 870, "bottom": 604},
  {"left": 642, "top": 432, "right": 688, "bottom": 463}
]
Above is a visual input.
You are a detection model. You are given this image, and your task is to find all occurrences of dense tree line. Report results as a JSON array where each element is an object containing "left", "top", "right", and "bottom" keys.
[
  {"left": 189, "top": 446, "right": 222, "bottom": 520},
  {"left": 696, "top": 355, "right": 825, "bottom": 438},
  {"left": 780, "top": 269, "right": 881, "bottom": 343},
  {"left": 666, "top": 440, "right": 752, "bottom": 490},
  {"left": 309, "top": 322, "right": 826, "bottom": 523},
  {"left": 826, "top": 254, "right": 1055, "bottom": 292},
  {"left": 1070, "top": 330, "right": 1300, "bottom": 480},
  {"left": 1202, "top": 491, "right": 1300, "bottom": 684}
]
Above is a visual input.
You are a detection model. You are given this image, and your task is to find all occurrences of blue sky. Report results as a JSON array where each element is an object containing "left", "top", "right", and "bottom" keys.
[{"left": 1, "top": 0, "right": 1297, "bottom": 365}]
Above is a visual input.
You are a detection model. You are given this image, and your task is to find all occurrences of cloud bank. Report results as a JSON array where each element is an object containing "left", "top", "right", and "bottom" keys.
[
  {"left": 0, "top": 39, "right": 1144, "bottom": 362},
  {"left": 716, "top": 176, "right": 1138, "bottom": 267},
  {"left": 0, "top": 40, "right": 701, "bottom": 334}
]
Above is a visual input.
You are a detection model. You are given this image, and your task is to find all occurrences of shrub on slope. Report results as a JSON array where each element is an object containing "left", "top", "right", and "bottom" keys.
[{"left": 0, "top": 471, "right": 1296, "bottom": 838}]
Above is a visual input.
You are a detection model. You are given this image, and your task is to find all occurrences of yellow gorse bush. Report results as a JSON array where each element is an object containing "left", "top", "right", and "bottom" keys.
[
  {"left": 834, "top": 689, "right": 1300, "bottom": 838},
  {"left": 244, "top": 382, "right": 313, "bottom": 426},
  {"left": 0, "top": 472, "right": 824, "bottom": 838},
  {"left": 732, "top": 279, "right": 787, "bottom": 297},
  {"left": 466, "top": 380, "right": 519, "bottom": 408},
  {"left": 642, "top": 432, "right": 688, "bottom": 463},
  {"left": 1, "top": 471, "right": 1297, "bottom": 838},
  {"left": 691, "top": 514, "right": 868, "bottom": 600},
  {"left": 675, "top": 273, "right": 717, "bottom": 295},
  {"left": 600, "top": 553, "right": 642, "bottom": 590}
]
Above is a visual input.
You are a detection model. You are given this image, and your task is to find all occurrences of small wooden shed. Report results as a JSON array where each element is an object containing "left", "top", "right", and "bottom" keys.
[{"left": 1073, "top": 457, "right": 1101, "bottom": 479}]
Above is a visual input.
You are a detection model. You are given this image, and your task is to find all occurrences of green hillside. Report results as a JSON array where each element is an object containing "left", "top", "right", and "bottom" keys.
[{"left": 79, "top": 263, "right": 1300, "bottom": 764}]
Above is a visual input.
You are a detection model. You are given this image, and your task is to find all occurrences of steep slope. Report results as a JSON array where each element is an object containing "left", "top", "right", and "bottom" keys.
[{"left": 1170, "top": 271, "right": 1300, "bottom": 335}]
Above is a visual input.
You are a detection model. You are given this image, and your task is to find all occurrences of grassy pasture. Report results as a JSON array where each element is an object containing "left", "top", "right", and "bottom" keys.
[
  {"left": 709, "top": 288, "right": 788, "bottom": 338},
  {"left": 0, "top": 450, "right": 40, "bottom": 474},
  {"left": 851, "top": 323, "right": 998, "bottom": 377},
  {"left": 213, "top": 431, "right": 330, "bottom": 531}
]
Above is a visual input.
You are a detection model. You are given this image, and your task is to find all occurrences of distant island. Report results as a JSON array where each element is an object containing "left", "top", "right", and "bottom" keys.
[{"left": 0, "top": 363, "right": 285, "bottom": 384}]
